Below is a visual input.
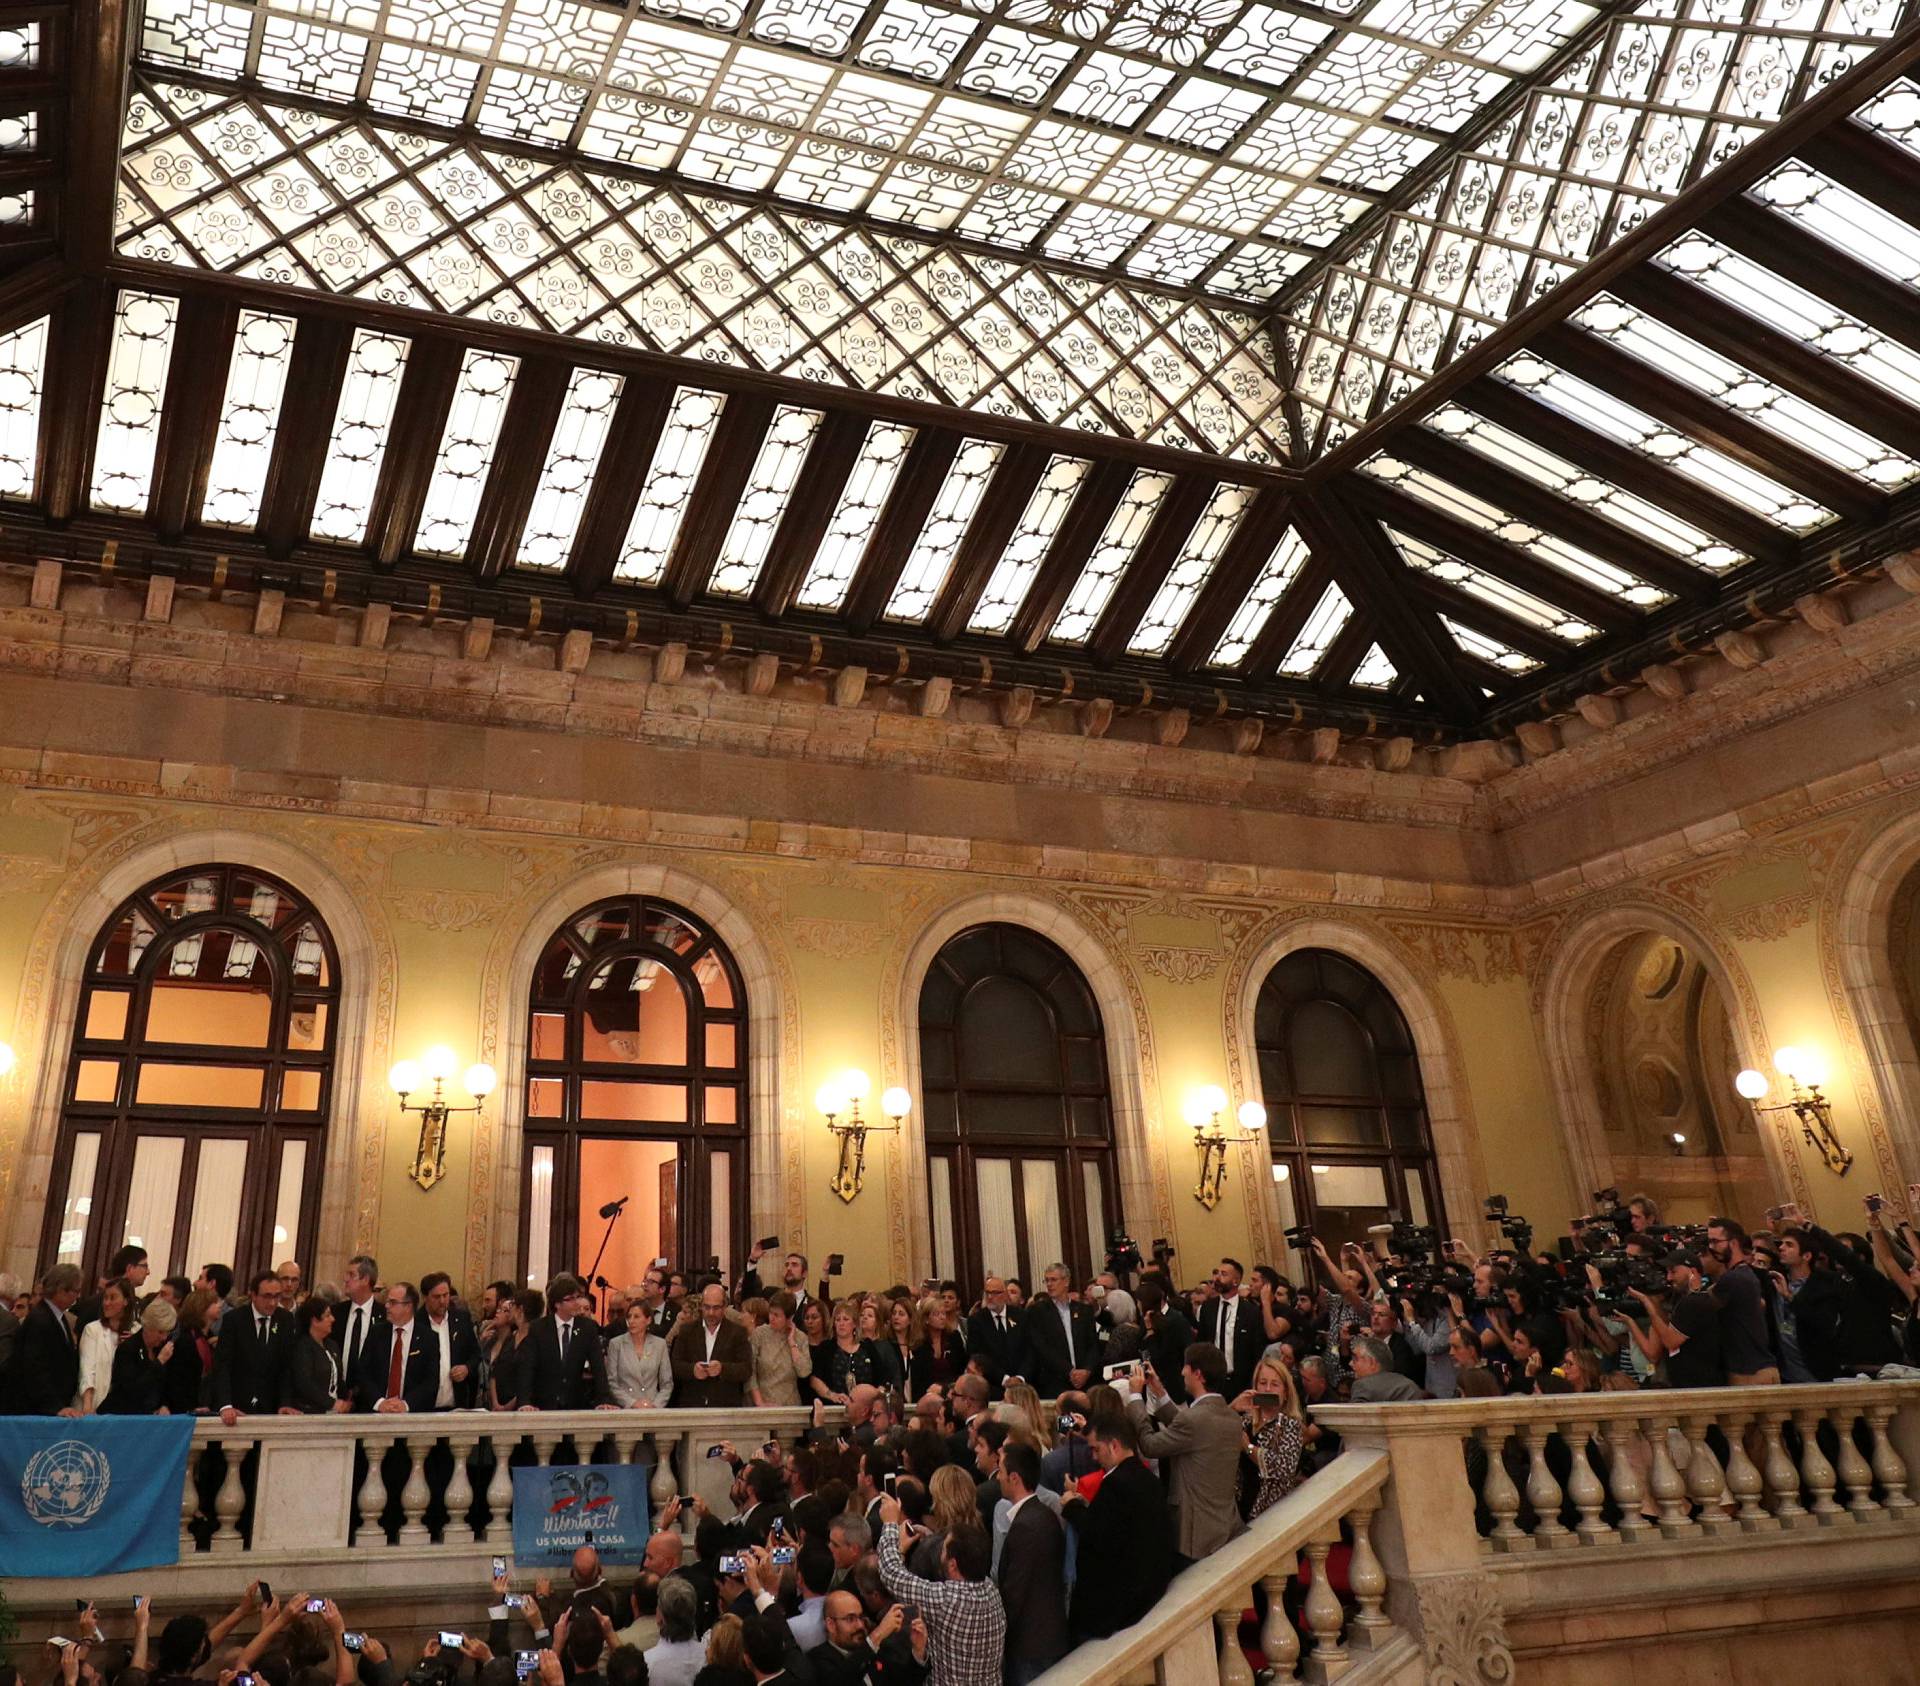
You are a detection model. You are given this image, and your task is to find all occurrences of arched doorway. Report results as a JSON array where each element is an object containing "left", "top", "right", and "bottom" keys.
[
  {"left": 39, "top": 864, "right": 339, "bottom": 1282},
  {"left": 918, "top": 923, "right": 1116, "bottom": 1297},
  {"left": 1583, "top": 931, "right": 1771, "bottom": 1223},
  {"left": 1254, "top": 949, "right": 1445, "bottom": 1265},
  {"left": 519, "top": 896, "right": 747, "bottom": 1292}
]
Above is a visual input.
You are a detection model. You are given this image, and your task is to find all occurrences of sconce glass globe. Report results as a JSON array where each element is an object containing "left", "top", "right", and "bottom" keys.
[
  {"left": 1734, "top": 1069, "right": 1769, "bottom": 1100},
  {"left": 815, "top": 1080, "right": 847, "bottom": 1116},
  {"left": 389, "top": 1060, "right": 423, "bottom": 1095},
  {"left": 0, "top": 1040, "right": 14, "bottom": 1078},
  {"left": 881, "top": 1086, "right": 912, "bottom": 1120},
  {"left": 1181, "top": 1090, "right": 1213, "bottom": 1129},
  {"left": 1671, "top": 1132, "right": 1687, "bottom": 1146},
  {"left": 1196, "top": 1083, "right": 1228, "bottom": 1118},
  {"left": 1793, "top": 1049, "right": 1829, "bottom": 1089},
  {"left": 424, "top": 1044, "right": 459, "bottom": 1082},
  {"left": 465, "top": 1063, "right": 497, "bottom": 1100},
  {"left": 1273, "top": 1163, "right": 1290, "bottom": 1183},
  {"left": 1237, "top": 1101, "right": 1268, "bottom": 1132},
  {"left": 1772, "top": 1046, "right": 1805, "bottom": 1082},
  {"left": 839, "top": 1068, "right": 872, "bottom": 1103}
]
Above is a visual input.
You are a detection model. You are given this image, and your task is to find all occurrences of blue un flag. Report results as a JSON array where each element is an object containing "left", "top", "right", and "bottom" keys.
[{"left": 0, "top": 1417, "right": 196, "bottom": 1576}]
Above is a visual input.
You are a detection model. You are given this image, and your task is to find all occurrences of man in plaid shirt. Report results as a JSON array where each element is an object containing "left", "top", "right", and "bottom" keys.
[{"left": 875, "top": 1493, "right": 1007, "bottom": 1686}]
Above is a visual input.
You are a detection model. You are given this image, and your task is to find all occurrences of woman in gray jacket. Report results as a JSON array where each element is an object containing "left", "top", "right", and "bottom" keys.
[
  {"left": 607, "top": 1299, "right": 673, "bottom": 1408},
  {"left": 749, "top": 1290, "right": 813, "bottom": 1406}
]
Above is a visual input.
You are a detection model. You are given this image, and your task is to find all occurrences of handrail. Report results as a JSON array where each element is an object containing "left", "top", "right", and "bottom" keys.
[
  {"left": 168, "top": 1404, "right": 837, "bottom": 1441},
  {"left": 1029, "top": 1447, "right": 1394, "bottom": 1686}
]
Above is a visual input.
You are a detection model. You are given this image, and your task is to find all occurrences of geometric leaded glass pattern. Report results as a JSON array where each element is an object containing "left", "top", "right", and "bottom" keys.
[
  {"left": 517, "top": 366, "right": 626, "bottom": 570},
  {"left": 202, "top": 309, "right": 297, "bottom": 529},
  {"left": 1048, "top": 467, "right": 1173, "bottom": 642},
  {"left": 884, "top": 438, "right": 1005, "bottom": 623},
  {"left": 415, "top": 347, "right": 520, "bottom": 559},
  {"left": 1385, "top": 524, "right": 1598, "bottom": 641},
  {"left": 1208, "top": 523, "right": 1308, "bottom": 666},
  {"left": 1282, "top": 0, "right": 1903, "bottom": 455},
  {"left": 615, "top": 386, "right": 726, "bottom": 585},
  {"left": 312, "top": 330, "right": 412, "bottom": 544},
  {"left": 796, "top": 421, "right": 917, "bottom": 611},
  {"left": 710, "top": 406, "right": 825, "bottom": 599},
  {"left": 967, "top": 454, "right": 1092, "bottom": 636},
  {"left": 1128, "top": 481, "right": 1253, "bottom": 655},
  {"left": 1277, "top": 579, "right": 1352, "bottom": 676},
  {"left": 0, "top": 316, "right": 49, "bottom": 501},
  {"left": 91, "top": 291, "right": 180, "bottom": 516}
]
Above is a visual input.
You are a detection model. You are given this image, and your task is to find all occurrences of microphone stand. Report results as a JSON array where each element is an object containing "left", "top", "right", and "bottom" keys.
[{"left": 584, "top": 1197, "right": 628, "bottom": 1322}]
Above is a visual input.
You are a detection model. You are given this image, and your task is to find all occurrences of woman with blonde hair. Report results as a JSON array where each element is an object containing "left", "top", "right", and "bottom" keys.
[
  {"left": 906, "top": 1464, "right": 979, "bottom": 1579},
  {"left": 1000, "top": 1381, "right": 1053, "bottom": 1450},
  {"left": 1239, "top": 1354, "right": 1305, "bottom": 1519},
  {"left": 705, "top": 1612, "right": 746, "bottom": 1671}
]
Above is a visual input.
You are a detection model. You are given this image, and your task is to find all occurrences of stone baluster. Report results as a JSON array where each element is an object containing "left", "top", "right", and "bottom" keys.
[
  {"left": 211, "top": 1438, "right": 247, "bottom": 1553},
  {"left": 1720, "top": 1413, "right": 1773, "bottom": 1532},
  {"left": 532, "top": 1430, "right": 563, "bottom": 1471},
  {"left": 1214, "top": 1600, "right": 1254, "bottom": 1686},
  {"left": 1791, "top": 1407, "right": 1844, "bottom": 1523},
  {"left": 1343, "top": 1494, "right": 1394, "bottom": 1647},
  {"left": 397, "top": 1432, "right": 432, "bottom": 1545},
  {"left": 359, "top": 1436, "right": 389, "bottom": 1543},
  {"left": 1300, "top": 1537, "right": 1350, "bottom": 1684},
  {"left": 1864, "top": 1403, "right": 1914, "bottom": 1512},
  {"left": 1602, "top": 1420, "right": 1650, "bottom": 1544},
  {"left": 1830, "top": 1411, "right": 1882, "bottom": 1522},
  {"left": 180, "top": 1447, "right": 201, "bottom": 1556},
  {"left": 1559, "top": 1422, "right": 1613, "bottom": 1546},
  {"left": 1678, "top": 1412, "right": 1733, "bottom": 1538},
  {"left": 483, "top": 1434, "right": 515, "bottom": 1542},
  {"left": 1642, "top": 1416, "right": 1694, "bottom": 1538},
  {"left": 1260, "top": 1565, "right": 1302, "bottom": 1684},
  {"left": 1521, "top": 1422, "right": 1570, "bottom": 1547},
  {"left": 649, "top": 1441, "right": 675, "bottom": 1512},
  {"left": 1477, "top": 1423, "right": 1524, "bottom": 1550},
  {"left": 1758, "top": 1411, "right": 1807, "bottom": 1527},
  {"left": 444, "top": 1434, "right": 477, "bottom": 1542}
]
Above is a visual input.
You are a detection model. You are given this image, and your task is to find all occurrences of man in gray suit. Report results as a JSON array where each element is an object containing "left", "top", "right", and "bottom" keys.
[
  {"left": 1349, "top": 1334, "right": 1424, "bottom": 1402},
  {"left": 1126, "top": 1341, "right": 1246, "bottom": 1565}
]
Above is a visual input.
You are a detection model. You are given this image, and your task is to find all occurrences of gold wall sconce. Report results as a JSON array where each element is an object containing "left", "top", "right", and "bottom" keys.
[
  {"left": 819, "top": 1068, "right": 910, "bottom": 1202},
  {"left": 1185, "top": 1084, "right": 1267, "bottom": 1209},
  {"left": 1735, "top": 1046, "right": 1851, "bottom": 1176},
  {"left": 391, "top": 1045, "right": 496, "bottom": 1190}
]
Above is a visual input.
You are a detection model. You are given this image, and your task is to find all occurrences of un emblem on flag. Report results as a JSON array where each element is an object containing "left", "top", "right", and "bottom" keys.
[{"left": 21, "top": 1439, "right": 113, "bottom": 1528}]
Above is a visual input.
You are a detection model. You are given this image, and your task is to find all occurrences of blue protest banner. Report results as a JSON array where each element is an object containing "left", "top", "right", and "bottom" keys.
[
  {"left": 509, "top": 1462, "right": 653, "bottom": 1567},
  {"left": 0, "top": 1416, "right": 196, "bottom": 1577}
]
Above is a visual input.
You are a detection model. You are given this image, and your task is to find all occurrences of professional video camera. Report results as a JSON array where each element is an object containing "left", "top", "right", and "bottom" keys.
[
  {"left": 1105, "top": 1228, "right": 1143, "bottom": 1276},
  {"left": 1483, "top": 1193, "right": 1534, "bottom": 1255},
  {"left": 1588, "top": 1249, "right": 1668, "bottom": 1314},
  {"left": 1282, "top": 1223, "right": 1314, "bottom": 1250}
]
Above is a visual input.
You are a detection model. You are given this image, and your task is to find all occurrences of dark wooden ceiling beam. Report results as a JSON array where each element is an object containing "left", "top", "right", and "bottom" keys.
[
  {"left": 40, "top": 278, "right": 110, "bottom": 522},
  {"left": 148, "top": 293, "right": 237, "bottom": 543},
  {"left": 1798, "top": 122, "right": 1920, "bottom": 232},
  {"left": 1533, "top": 322, "right": 1881, "bottom": 523},
  {"left": 1009, "top": 460, "right": 1134, "bottom": 655},
  {"left": 1164, "top": 489, "right": 1294, "bottom": 673},
  {"left": 1311, "top": 602, "right": 1380, "bottom": 693},
  {"left": 1388, "top": 425, "right": 1716, "bottom": 604},
  {"left": 1610, "top": 263, "right": 1920, "bottom": 463},
  {"left": 1240, "top": 550, "right": 1335, "bottom": 680},
  {"left": 259, "top": 316, "right": 352, "bottom": 558},
  {"left": 750, "top": 411, "right": 868, "bottom": 621},
  {"left": 1087, "top": 476, "right": 1213, "bottom": 666},
  {"left": 660, "top": 395, "right": 777, "bottom": 609},
  {"left": 470, "top": 357, "right": 570, "bottom": 580},
  {"left": 842, "top": 428, "right": 961, "bottom": 636},
  {"left": 927, "top": 444, "right": 1048, "bottom": 643},
  {"left": 1344, "top": 474, "right": 1641, "bottom": 635},
  {"left": 1292, "top": 491, "right": 1481, "bottom": 723},
  {"left": 67, "top": 0, "right": 132, "bottom": 275},
  {"left": 1455, "top": 375, "right": 1792, "bottom": 567},
  {"left": 366, "top": 337, "right": 462, "bottom": 569},
  {"left": 568, "top": 379, "right": 672, "bottom": 600}
]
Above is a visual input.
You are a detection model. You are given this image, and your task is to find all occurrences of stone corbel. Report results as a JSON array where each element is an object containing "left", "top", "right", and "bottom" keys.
[
  {"left": 359, "top": 601, "right": 390, "bottom": 650},
  {"left": 1574, "top": 692, "right": 1620, "bottom": 729},
  {"left": 559, "top": 629, "right": 593, "bottom": 673},
  {"left": 1309, "top": 726, "right": 1341, "bottom": 764},
  {"left": 1377, "top": 734, "right": 1412, "bottom": 772},
  {"left": 1231, "top": 717, "right": 1264, "bottom": 756},
  {"left": 143, "top": 574, "right": 175, "bottom": 624},
  {"left": 30, "top": 558, "right": 61, "bottom": 610},
  {"left": 832, "top": 665, "right": 868, "bottom": 708},
  {"left": 1514, "top": 720, "right": 1557, "bottom": 758},
  {"left": 1793, "top": 591, "right": 1849, "bottom": 634},
  {"left": 1000, "top": 685, "right": 1035, "bottom": 728},
  {"left": 1155, "top": 706, "right": 1190, "bottom": 748},
  {"left": 654, "top": 641, "right": 688, "bottom": 684},
  {"left": 1713, "top": 629, "right": 1765, "bottom": 671},
  {"left": 462, "top": 616, "right": 494, "bottom": 663},
  {"left": 1884, "top": 550, "right": 1920, "bottom": 594},
  {"left": 745, "top": 651, "right": 779, "bottom": 696},
  {"left": 1639, "top": 663, "right": 1686, "bottom": 702},
  {"left": 1080, "top": 697, "right": 1114, "bottom": 738},
  {"left": 918, "top": 676, "right": 951, "bottom": 718}
]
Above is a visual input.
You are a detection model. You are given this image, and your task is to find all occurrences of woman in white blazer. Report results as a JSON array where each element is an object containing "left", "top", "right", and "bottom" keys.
[{"left": 607, "top": 1300, "right": 673, "bottom": 1407}]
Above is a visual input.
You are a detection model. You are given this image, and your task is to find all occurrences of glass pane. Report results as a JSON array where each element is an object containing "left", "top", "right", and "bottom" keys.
[
  {"left": 1388, "top": 1108, "right": 1428, "bottom": 1150},
  {"left": 921, "top": 1029, "right": 955, "bottom": 1084},
  {"left": 56, "top": 1132, "right": 102, "bottom": 1266},
  {"left": 83, "top": 990, "right": 130, "bottom": 1041},
  {"left": 527, "top": 1144, "right": 554, "bottom": 1288},
  {"left": 1379, "top": 1054, "right": 1422, "bottom": 1104},
  {"left": 279, "top": 1068, "right": 322, "bottom": 1110},
  {"left": 533, "top": 935, "right": 581, "bottom": 999},
  {"left": 1290, "top": 1000, "right": 1377, "bottom": 1097},
  {"left": 578, "top": 1137, "right": 677, "bottom": 1286},
  {"left": 705, "top": 1023, "right": 737, "bottom": 1067},
  {"left": 963, "top": 1092, "right": 1066, "bottom": 1137},
  {"left": 156, "top": 926, "right": 271, "bottom": 986},
  {"left": 705, "top": 1085, "right": 738, "bottom": 1125},
  {"left": 1402, "top": 1169, "right": 1429, "bottom": 1228},
  {"left": 531, "top": 1011, "right": 566, "bottom": 1061},
  {"left": 581, "top": 956, "right": 689, "bottom": 1065},
  {"left": 1070, "top": 1097, "right": 1108, "bottom": 1140},
  {"left": 1081, "top": 1160, "right": 1106, "bottom": 1261},
  {"left": 1064, "top": 1041, "right": 1102, "bottom": 1085},
  {"left": 288, "top": 1002, "right": 329, "bottom": 1051},
  {"left": 1306, "top": 1161, "right": 1392, "bottom": 1254},
  {"left": 134, "top": 1063, "right": 265, "bottom": 1108},
  {"left": 709, "top": 1150, "right": 731, "bottom": 1276},
  {"left": 580, "top": 1080, "right": 687, "bottom": 1122},
  {"left": 184, "top": 1138, "right": 249, "bottom": 1274},
  {"left": 930, "top": 1156, "right": 956, "bottom": 1282},
  {"left": 74, "top": 1059, "right": 119, "bottom": 1102},
  {"left": 922, "top": 1088, "right": 957, "bottom": 1139},
  {"left": 99, "top": 908, "right": 157, "bottom": 974},
  {"left": 285, "top": 922, "right": 329, "bottom": 984},
  {"left": 976, "top": 1158, "right": 1018, "bottom": 1279},
  {"left": 573, "top": 905, "right": 632, "bottom": 947},
  {"left": 1300, "top": 1105, "right": 1385, "bottom": 1147},
  {"left": 528, "top": 1077, "right": 563, "bottom": 1118},
  {"left": 1022, "top": 1158, "right": 1064, "bottom": 1280},
  {"left": 1272, "top": 1159, "right": 1304, "bottom": 1270},
  {"left": 147, "top": 976, "right": 273, "bottom": 1046},
  {"left": 273, "top": 1139, "right": 308, "bottom": 1258},
  {"left": 959, "top": 977, "right": 1057, "bottom": 1084},
  {"left": 643, "top": 908, "right": 703, "bottom": 955},
  {"left": 231, "top": 874, "right": 298, "bottom": 927},
  {"left": 124, "top": 1135, "right": 185, "bottom": 1274},
  {"left": 695, "top": 952, "right": 733, "bottom": 1009}
]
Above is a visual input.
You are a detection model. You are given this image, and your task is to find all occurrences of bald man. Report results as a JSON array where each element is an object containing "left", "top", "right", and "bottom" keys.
[
  {"left": 807, "top": 1589, "right": 912, "bottom": 1686},
  {"left": 643, "top": 1529, "right": 683, "bottom": 1579},
  {"left": 535, "top": 1544, "right": 616, "bottom": 1630}
]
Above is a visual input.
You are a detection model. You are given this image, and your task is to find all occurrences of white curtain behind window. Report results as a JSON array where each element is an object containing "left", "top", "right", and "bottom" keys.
[
  {"left": 975, "top": 1158, "right": 1017, "bottom": 1278},
  {"left": 1022, "top": 1158, "right": 1063, "bottom": 1278},
  {"left": 184, "top": 1138, "right": 248, "bottom": 1276},
  {"left": 124, "top": 1135, "right": 185, "bottom": 1275}
]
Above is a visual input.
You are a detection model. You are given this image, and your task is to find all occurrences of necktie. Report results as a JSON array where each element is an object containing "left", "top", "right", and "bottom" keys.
[
  {"left": 257, "top": 1315, "right": 268, "bottom": 1343},
  {"left": 560, "top": 1321, "right": 571, "bottom": 1365},
  {"left": 387, "top": 1327, "right": 405, "bottom": 1400},
  {"left": 347, "top": 1306, "right": 366, "bottom": 1376}
]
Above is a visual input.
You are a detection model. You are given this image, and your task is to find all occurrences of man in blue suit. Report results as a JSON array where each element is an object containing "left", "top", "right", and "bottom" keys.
[{"left": 353, "top": 1281, "right": 441, "bottom": 1413}]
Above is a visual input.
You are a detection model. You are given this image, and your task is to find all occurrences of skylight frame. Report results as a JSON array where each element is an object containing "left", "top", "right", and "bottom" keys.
[
  {"left": 709, "top": 405, "right": 825, "bottom": 600},
  {"left": 614, "top": 386, "right": 728, "bottom": 586},
  {"left": 796, "top": 421, "right": 917, "bottom": 612},
  {"left": 516, "top": 365, "right": 626, "bottom": 573},
  {"left": 968, "top": 455, "right": 1092, "bottom": 636},
  {"left": 414, "top": 347, "right": 521, "bottom": 561},
  {"left": 882, "top": 438, "right": 1007, "bottom": 624},
  {"left": 1047, "top": 469, "right": 1174, "bottom": 645},
  {"left": 311, "top": 328, "right": 412, "bottom": 546}
]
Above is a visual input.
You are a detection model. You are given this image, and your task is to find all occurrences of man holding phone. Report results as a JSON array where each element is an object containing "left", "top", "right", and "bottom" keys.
[{"left": 743, "top": 1242, "right": 813, "bottom": 1314}]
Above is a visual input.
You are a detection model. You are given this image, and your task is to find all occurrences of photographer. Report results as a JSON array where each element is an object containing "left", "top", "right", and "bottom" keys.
[
  {"left": 1775, "top": 1204, "right": 1902, "bottom": 1376},
  {"left": 1867, "top": 1195, "right": 1920, "bottom": 1366},
  {"left": 1628, "top": 1248, "right": 1725, "bottom": 1388},
  {"left": 1306, "top": 1237, "right": 1370, "bottom": 1380},
  {"left": 1702, "top": 1218, "right": 1780, "bottom": 1385},
  {"left": 1397, "top": 1292, "right": 1460, "bottom": 1398}
]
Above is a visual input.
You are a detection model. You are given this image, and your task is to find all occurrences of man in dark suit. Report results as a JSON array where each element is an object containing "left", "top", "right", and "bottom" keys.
[
  {"left": 964, "top": 1276, "right": 1021, "bottom": 1394},
  {"left": 1198, "top": 1257, "right": 1266, "bottom": 1398},
  {"left": 1063, "top": 1411, "right": 1175, "bottom": 1642},
  {"left": 419, "top": 1272, "right": 481, "bottom": 1409},
  {"left": 1011, "top": 1263, "right": 1100, "bottom": 1398},
  {"left": 522, "top": 1274, "right": 616, "bottom": 1411},
  {"left": 996, "top": 1441, "right": 1068, "bottom": 1683},
  {"left": 332, "top": 1253, "right": 384, "bottom": 1403},
  {"left": 213, "top": 1269, "right": 294, "bottom": 1421},
  {"left": 352, "top": 1281, "right": 441, "bottom": 1413},
  {"left": 4, "top": 1263, "right": 83, "bottom": 1415},
  {"left": 668, "top": 1282, "right": 751, "bottom": 1407}
]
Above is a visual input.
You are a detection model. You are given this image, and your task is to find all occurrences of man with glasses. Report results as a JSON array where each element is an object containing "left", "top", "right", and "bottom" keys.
[
  {"left": 351, "top": 1281, "right": 440, "bottom": 1413},
  {"left": 274, "top": 1259, "right": 303, "bottom": 1310},
  {"left": 965, "top": 1277, "right": 1021, "bottom": 1395},
  {"left": 1010, "top": 1264, "right": 1098, "bottom": 1399},
  {"left": 669, "top": 1282, "right": 751, "bottom": 1408}
]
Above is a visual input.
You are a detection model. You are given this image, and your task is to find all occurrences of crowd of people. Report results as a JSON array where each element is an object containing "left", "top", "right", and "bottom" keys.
[{"left": 3, "top": 1189, "right": 1918, "bottom": 1683}]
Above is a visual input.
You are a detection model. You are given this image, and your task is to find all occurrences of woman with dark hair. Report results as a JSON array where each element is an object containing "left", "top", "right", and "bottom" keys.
[
  {"left": 103, "top": 1299, "right": 180, "bottom": 1414},
  {"left": 799, "top": 1298, "right": 833, "bottom": 1394},
  {"left": 281, "top": 1295, "right": 343, "bottom": 1413},
  {"left": 911, "top": 1300, "right": 966, "bottom": 1396},
  {"left": 490, "top": 1289, "right": 545, "bottom": 1410},
  {"left": 880, "top": 1296, "right": 919, "bottom": 1394},
  {"left": 79, "top": 1276, "right": 137, "bottom": 1413},
  {"left": 167, "top": 1287, "right": 218, "bottom": 1414}
]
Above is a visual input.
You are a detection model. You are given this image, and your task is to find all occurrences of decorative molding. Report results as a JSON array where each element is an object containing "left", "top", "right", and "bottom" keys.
[
  {"left": 1411, "top": 1572, "right": 1515, "bottom": 1686},
  {"left": 787, "top": 916, "right": 889, "bottom": 960},
  {"left": 1137, "top": 946, "right": 1223, "bottom": 984},
  {"left": 387, "top": 889, "right": 502, "bottom": 932},
  {"left": 1378, "top": 919, "right": 1521, "bottom": 985}
]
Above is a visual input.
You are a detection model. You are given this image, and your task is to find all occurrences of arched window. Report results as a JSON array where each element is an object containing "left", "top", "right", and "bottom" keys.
[
  {"left": 42, "top": 865, "right": 339, "bottom": 1282},
  {"left": 919, "top": 924, "right": 1114, "bottom": 1297},
  {"left": 1255, "top": 949, "right": 1443, "bottom": 1259},
  {"left": 521, "top": 897, "right": 746, "bottom": 1291}
]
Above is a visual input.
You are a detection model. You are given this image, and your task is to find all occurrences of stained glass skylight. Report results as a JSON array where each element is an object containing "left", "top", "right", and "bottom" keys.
[
  {"left": 416, "top": 348, "right": 520, "bottom": 559},
  {"left": 1209, "top": 526, "right": 1309, "bottom": 668},
  {"left": 615, "top": 387, "right": 727, "bottom": 585},
  {"left": 796, "top": 422, "right": 917, "bottom": 611},
  {"left": 1350, "top": 643, "right": 1397, "bottom": 689},
  {"left": 1127, "top": 483, "right": 1253, "bottom": 656},
  {"left": 884, "top": 440, "right": 1006, "bottom": 623},
  {"left": 0, "top": 316, "right": 48, "bottom": 502},
  {"left": 710, "top": 407, "right": 825, "bottom": 599},
  {"left": 1386, "top": 524, "right": 1598, "bottom": 642},
  {"left": 1277, "top": 581, "right": 1353, "bottom": 677},
  {"left": 1445, "top": 616, "right": 1538, "bottom": 675},
  {"left": 968, "top": 456, "right": 1092, "bottom": 636},
  {"left": 203, "top": 311, "right": 297, "bottom": 530},
  {"left": 517, "top": 367, "right": 626, "bottom": 571},
  {"left": 1048, "top": 469, "right": 1174, "bottom": 643},
  {"left": 91, "top": 291, "right": 179, "bottom": 516},
  {"left": 312, "top": 330, "right": 411, "bottom": 546}
]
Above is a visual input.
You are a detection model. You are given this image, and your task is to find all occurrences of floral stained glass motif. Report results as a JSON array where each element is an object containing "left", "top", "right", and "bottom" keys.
[
  {"left": 517, "top": 367, "right": 626, "bottom": 571},
  {"left": 0, "top": 316, "right": 49, "bottom": 502},
  {"left": 202, "top": 311, "right": 297, "bottom": 530},
  {"left": 311, "top": 330, "right": 412, "bottom": 545},
  {"left": 615, "top": 387, "right": 727, "bottom": 585},
  {"left": 90, "top": 291, "right": 180, "bottom": 516},
  {"left": 967, "top": 455, "right": 1091, "bottom": 636},
  {"left": 415, "top": 348, "right": 520, "bottom": 559},
  {"left": 709, "top": 406, "right": 824, "bottom": 598},
  {"left": 1047, "top": 469, "right": 1173, "bottom": 643}
]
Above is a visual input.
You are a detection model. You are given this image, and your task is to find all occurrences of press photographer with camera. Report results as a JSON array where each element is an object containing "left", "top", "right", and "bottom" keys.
[{"left": 1627, "top": 1247, "right": 1726, "bottom": 1387}]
